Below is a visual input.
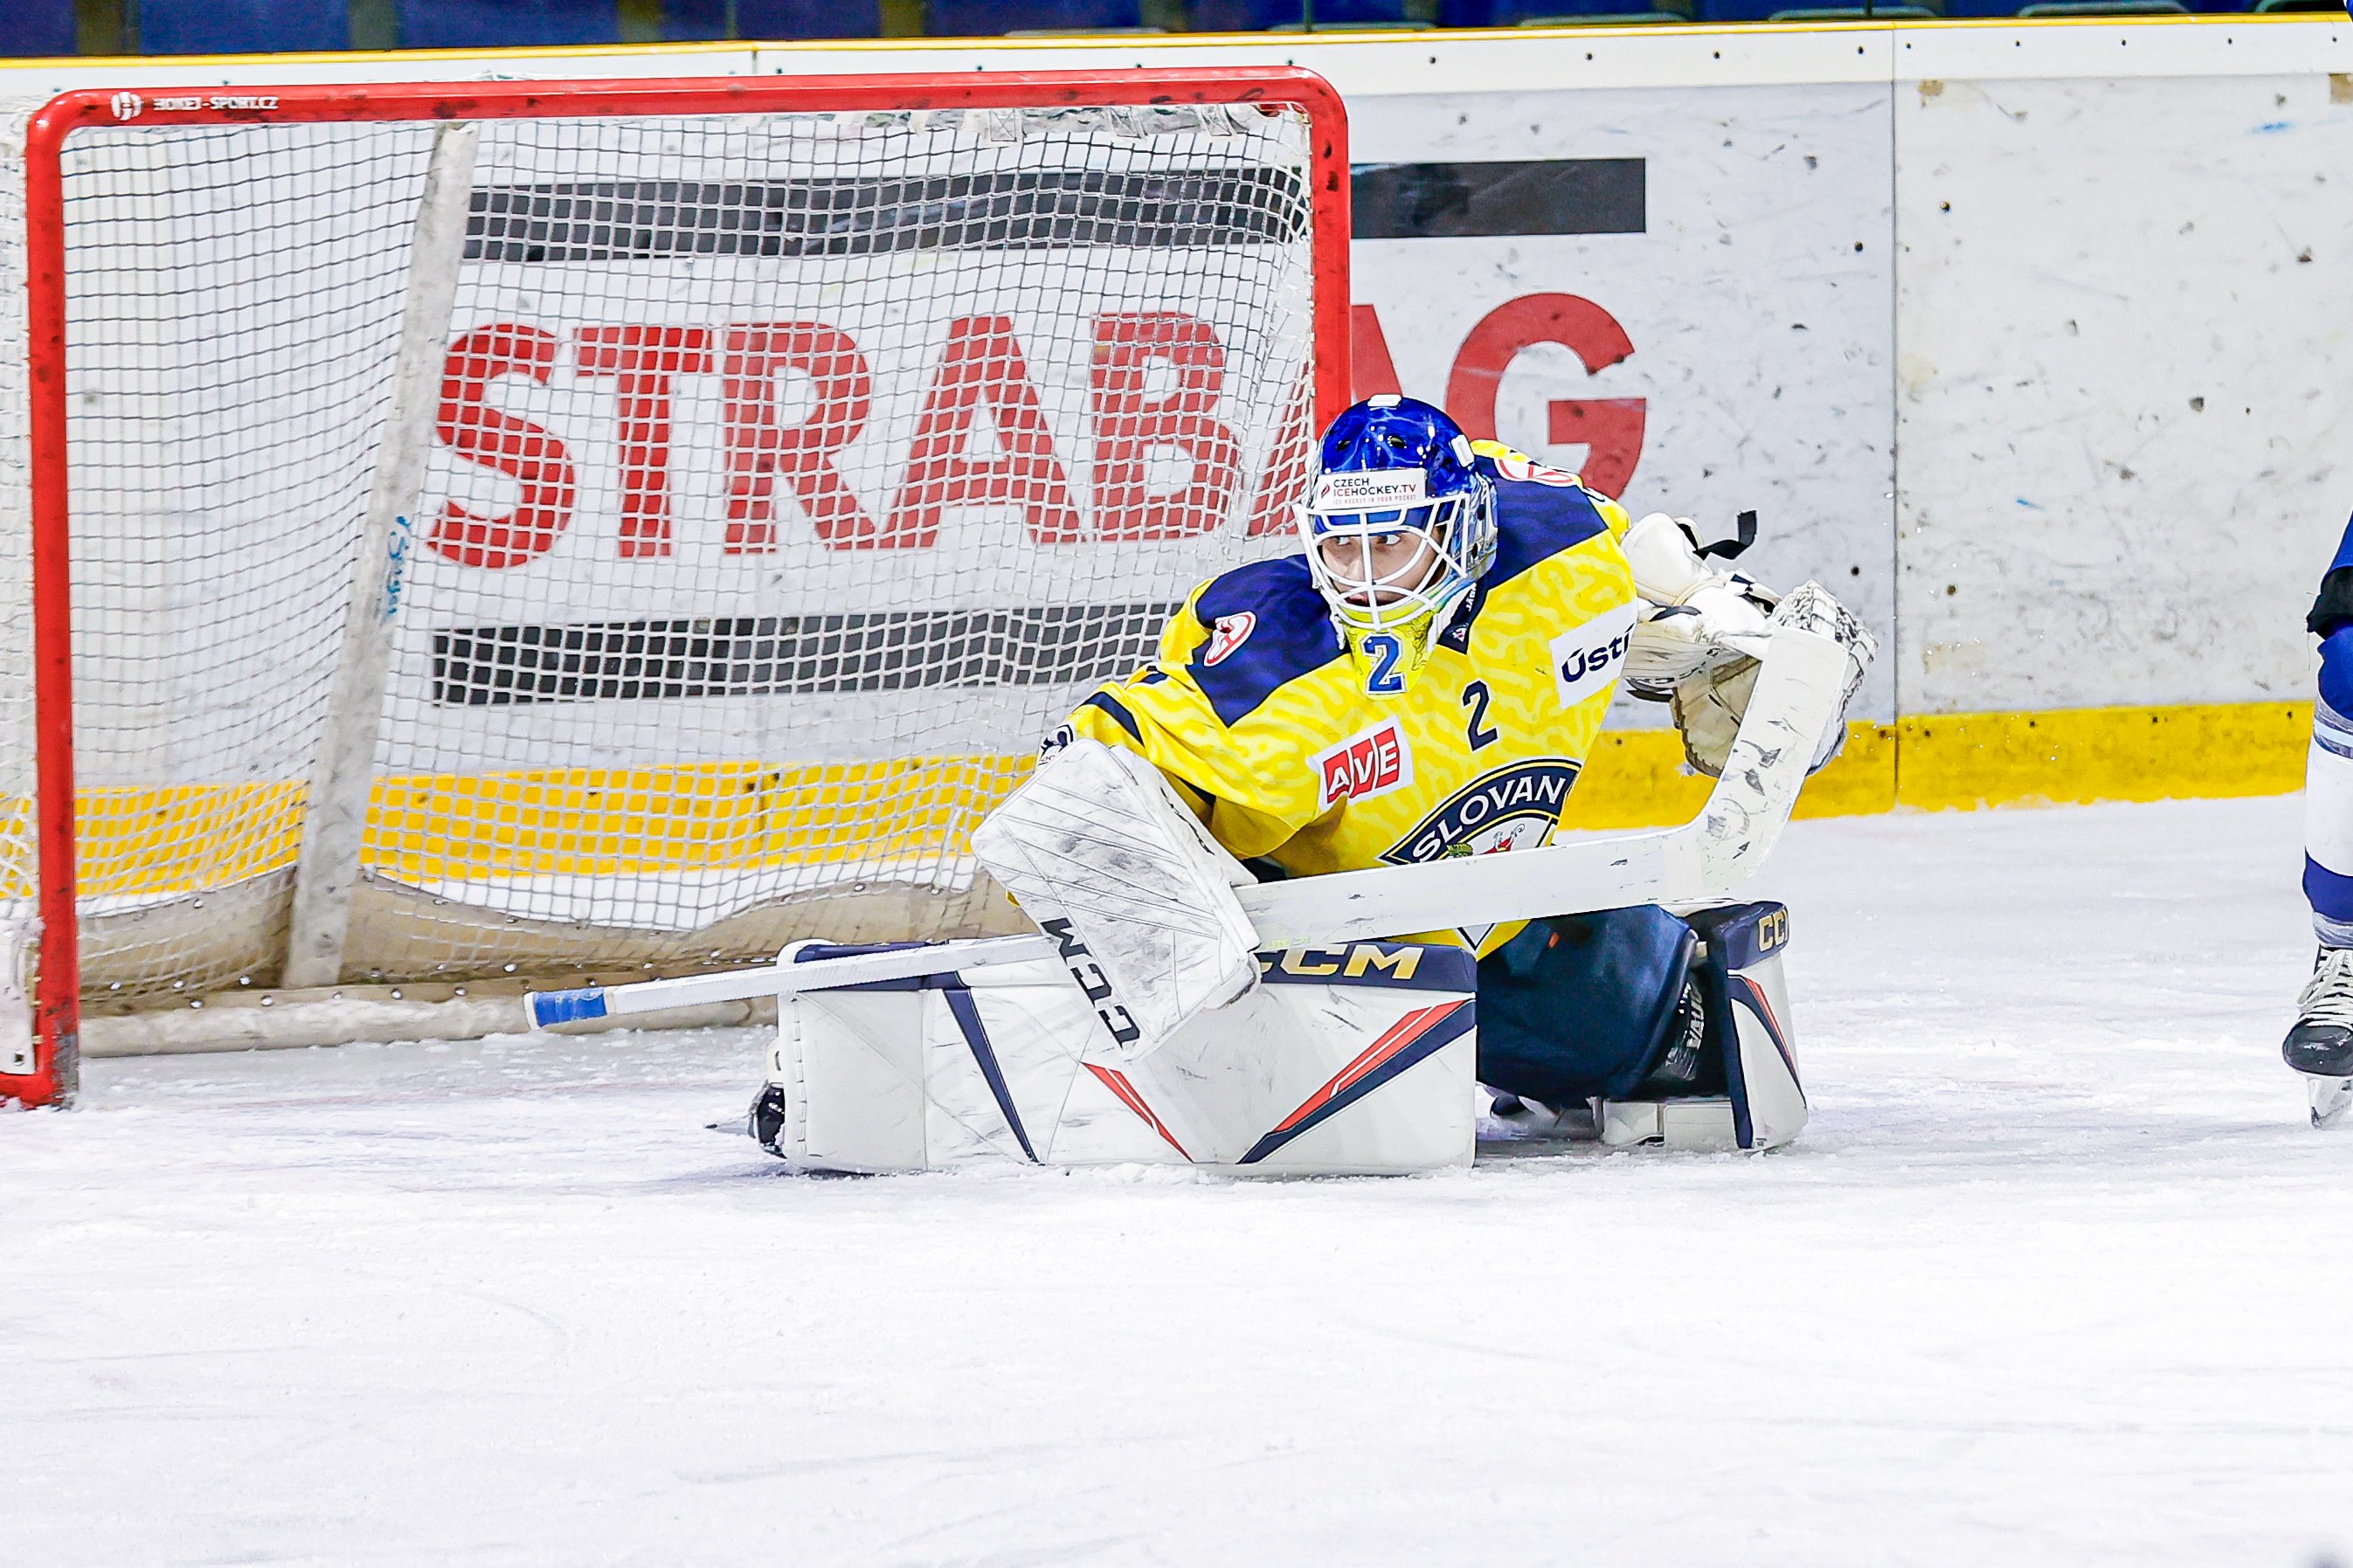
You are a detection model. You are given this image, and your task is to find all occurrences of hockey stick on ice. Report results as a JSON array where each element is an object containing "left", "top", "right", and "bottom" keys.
[{"left": 524, "top": 586, "right": 1858, "bottom": 1030}]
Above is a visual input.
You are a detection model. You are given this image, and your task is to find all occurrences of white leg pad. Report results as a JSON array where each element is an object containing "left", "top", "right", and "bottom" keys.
[
  {"left": 770, "top": 940, "right": 1478, "bottom": 1175},
  {"left": 1724, "top": 943, "right": 1808, "bottom": 1150}
]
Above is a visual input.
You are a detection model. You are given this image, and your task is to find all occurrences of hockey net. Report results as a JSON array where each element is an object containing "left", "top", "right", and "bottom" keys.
[{"left": 0, "top": 72, "right": 1349, "bottom": 1104}]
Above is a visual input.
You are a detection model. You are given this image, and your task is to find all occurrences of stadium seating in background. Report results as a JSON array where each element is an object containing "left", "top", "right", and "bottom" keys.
[
  {"left": 646, "top": 0, "right": 723, "bottom": 36},
  {"left": 1495, "top": 0, "right": 1691, "bottom": 22},
  {"left": 394, "top": 0, "right": 619, "bottom": 47},
  {"left": 1936, "top": 0, "right": 2217, "bottom": 10},
  {"left": 1189, "top": 1, "right": 1448, "bottom": 25},
  {"left": 737, "top": 0, "right": 885, "bottom": 31},
  {"left": 0, "top": 0, "right": 78, "bottom": 54},
  {"left": 929, "top": 0, "right": 1148, "bottom": 31},
  {"left": 1761, "top": 4, "right": 1935, "bottom": 16},
  {"left": 1696, "top": 0, "right": 1948, "bottom": 16},
  {"left": 1517, "top": 0, "right": 2264, "bottom": 15},
  {"left": 2013, "top": 1, "right": 2190, "bottom": 13},
  {"left": 399, "top": 0, "right": 881, "bottom": 44},
  {"left": 657, "top": 0, "right": 884, "bottom": 36},
  {"left": 1692, "top": 0, "right": 2196, "bottom": 16},
  {"left": 136, "top": 0, "right": 352, "bottom": 51}
]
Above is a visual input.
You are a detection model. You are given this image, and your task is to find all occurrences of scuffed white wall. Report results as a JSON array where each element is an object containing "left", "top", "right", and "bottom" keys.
[
  {"left": 1895, "top": 67, "right": 2353, "bottom": 715},
  {"left": 9, "top": 17, "right": 2353, "bottom": 724}
]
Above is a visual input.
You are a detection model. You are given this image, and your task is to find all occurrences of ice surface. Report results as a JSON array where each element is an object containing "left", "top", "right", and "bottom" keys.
[{"left": 7, "top": 796, "right": 2352, "bottom": 1566}]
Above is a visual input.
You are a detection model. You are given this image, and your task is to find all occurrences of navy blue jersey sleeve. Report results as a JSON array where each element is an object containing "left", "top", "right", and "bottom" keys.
[{"left": 1182, "top": 557, "right": 1347, "bottom": 728}]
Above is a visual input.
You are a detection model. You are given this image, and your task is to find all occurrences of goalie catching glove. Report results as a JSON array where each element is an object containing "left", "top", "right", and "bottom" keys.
[
  {"left": 1622, "top": 511, "right": 1877, "bottom": 778},
  {"left": 970, "top": 736, "right": 1261, "bottom": 1062}
]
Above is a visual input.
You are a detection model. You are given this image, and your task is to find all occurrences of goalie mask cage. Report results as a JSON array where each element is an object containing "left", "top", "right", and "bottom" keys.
[{"left": 0, "top": 70, "right": 1350, "bottom": 1107}]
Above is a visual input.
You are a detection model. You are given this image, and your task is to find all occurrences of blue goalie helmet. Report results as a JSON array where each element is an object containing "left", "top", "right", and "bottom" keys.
[{"left": 1298, "top": 394, "right": 1498, "bottom": 635}]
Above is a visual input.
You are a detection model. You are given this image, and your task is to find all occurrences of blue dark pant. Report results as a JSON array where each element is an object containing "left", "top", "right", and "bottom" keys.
[{"left": 1476, "top": 906, "right": 1697, "bottom": 1104}]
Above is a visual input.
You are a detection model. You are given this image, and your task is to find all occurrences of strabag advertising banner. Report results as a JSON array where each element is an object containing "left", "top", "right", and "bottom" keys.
[{"left": 1343, "top": 81, "right": 1895, "bottom": 724}]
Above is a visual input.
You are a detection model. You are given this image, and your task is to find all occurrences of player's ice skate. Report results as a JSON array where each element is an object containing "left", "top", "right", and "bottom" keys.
[{"left": 2285, "top": 947, "right": 2353, "bottom": 1128}]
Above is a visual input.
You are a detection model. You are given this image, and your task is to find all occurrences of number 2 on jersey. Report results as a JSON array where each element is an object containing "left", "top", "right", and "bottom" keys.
[
  {"left": 1461, "top": 680, "right": 1498, "bottom": 749},
  {"left": 1361, "top": 633, "right": 1406, "bottom": 696}
]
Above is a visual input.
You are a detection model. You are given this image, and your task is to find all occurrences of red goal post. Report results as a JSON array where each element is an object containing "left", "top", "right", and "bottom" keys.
[{"left": 0, "top": 68, "right": 1352, "bottom": 1108}]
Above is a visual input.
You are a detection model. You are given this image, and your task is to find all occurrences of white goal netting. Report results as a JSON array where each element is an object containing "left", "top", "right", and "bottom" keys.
[{"left": 0, "top": 87, "right": 1327, "bottom": 1018}]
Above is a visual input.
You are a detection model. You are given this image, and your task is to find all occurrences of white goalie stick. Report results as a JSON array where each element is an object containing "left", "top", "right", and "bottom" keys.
[{"left": 523, "top": 584, "right": 1862, "bottom": 1031}]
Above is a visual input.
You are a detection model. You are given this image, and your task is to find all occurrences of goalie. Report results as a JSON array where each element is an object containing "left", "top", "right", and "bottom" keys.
[
  {"left": 968, "top": 394, "right": 1872, "bottom": 1154},
  {"left": 738, "top": 394, "right": 1871, "bottom": 1169}
]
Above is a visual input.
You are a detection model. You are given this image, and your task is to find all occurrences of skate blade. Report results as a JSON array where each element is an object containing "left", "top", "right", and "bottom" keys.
[{"left": 2308, "top": 1074, "right": 2353, "bottom": 1130}]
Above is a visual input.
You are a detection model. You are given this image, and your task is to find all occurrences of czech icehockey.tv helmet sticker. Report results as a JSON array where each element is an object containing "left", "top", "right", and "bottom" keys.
[
  {"left": 1380, "top": 758, "right": 1580, "bottom": 865},
  {"left": 1312, "top": 718, "right": 1413, "bottom": 810},
  {"left": 1201, "top": 611, "right": 1256, "bottom": 667},
  {"left": 1311, "top": 469, "right": 1428, "bottom": 515},
  {"left": 1549, "top": 600, "right": 1639, "bottom": 708}
]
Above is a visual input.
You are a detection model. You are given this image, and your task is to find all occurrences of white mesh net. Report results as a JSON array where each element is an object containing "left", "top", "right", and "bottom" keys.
[{"left": 0, "top": 91, "right": 1325, "bottom": 1010}]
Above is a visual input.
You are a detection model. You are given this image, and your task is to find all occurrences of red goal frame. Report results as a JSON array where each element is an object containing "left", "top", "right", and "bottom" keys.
[{"left": 2, "top": 67, "right": 1352, "bottom": 1109}]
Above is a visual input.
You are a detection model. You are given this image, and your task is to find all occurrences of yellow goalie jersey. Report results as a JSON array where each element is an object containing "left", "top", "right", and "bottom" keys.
[{"left": 1058, "top": 443, "right": 1637, "bottom": 956}]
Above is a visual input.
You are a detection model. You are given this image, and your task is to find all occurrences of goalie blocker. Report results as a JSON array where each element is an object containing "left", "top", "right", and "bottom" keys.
[{"left": 747, "top": 900, "right": 1802, "bottom": 1174}]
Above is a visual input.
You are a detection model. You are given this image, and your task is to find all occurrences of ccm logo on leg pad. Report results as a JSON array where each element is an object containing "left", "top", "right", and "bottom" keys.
[{"left": 1040, "top": 916, "right": 1142, "bottom": 1049}]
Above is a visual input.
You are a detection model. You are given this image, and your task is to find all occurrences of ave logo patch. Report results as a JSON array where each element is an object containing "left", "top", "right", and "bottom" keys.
[
  {"left": 1202, "top": 611, "right": 1256, "bottom": 667},
  {"left": 1550, "top": 600, "right": 1639, "bottom": 708},
  {"left": 1379, "top": 759, "right": 1581, "bottom": 866},
  {"left": 1313, "top": 718, "right": 1413, "bottom": 810}
]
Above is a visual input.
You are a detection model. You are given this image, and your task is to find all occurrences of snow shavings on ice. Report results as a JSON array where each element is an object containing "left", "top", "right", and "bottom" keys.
[{"left": 6, "top": 796, "right": 2351, "bottom": 1565}]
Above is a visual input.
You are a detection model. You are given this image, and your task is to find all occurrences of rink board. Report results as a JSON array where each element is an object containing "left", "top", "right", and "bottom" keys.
[{"left": 0, "top": 19, "right": 2341, "bottom": 860}]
